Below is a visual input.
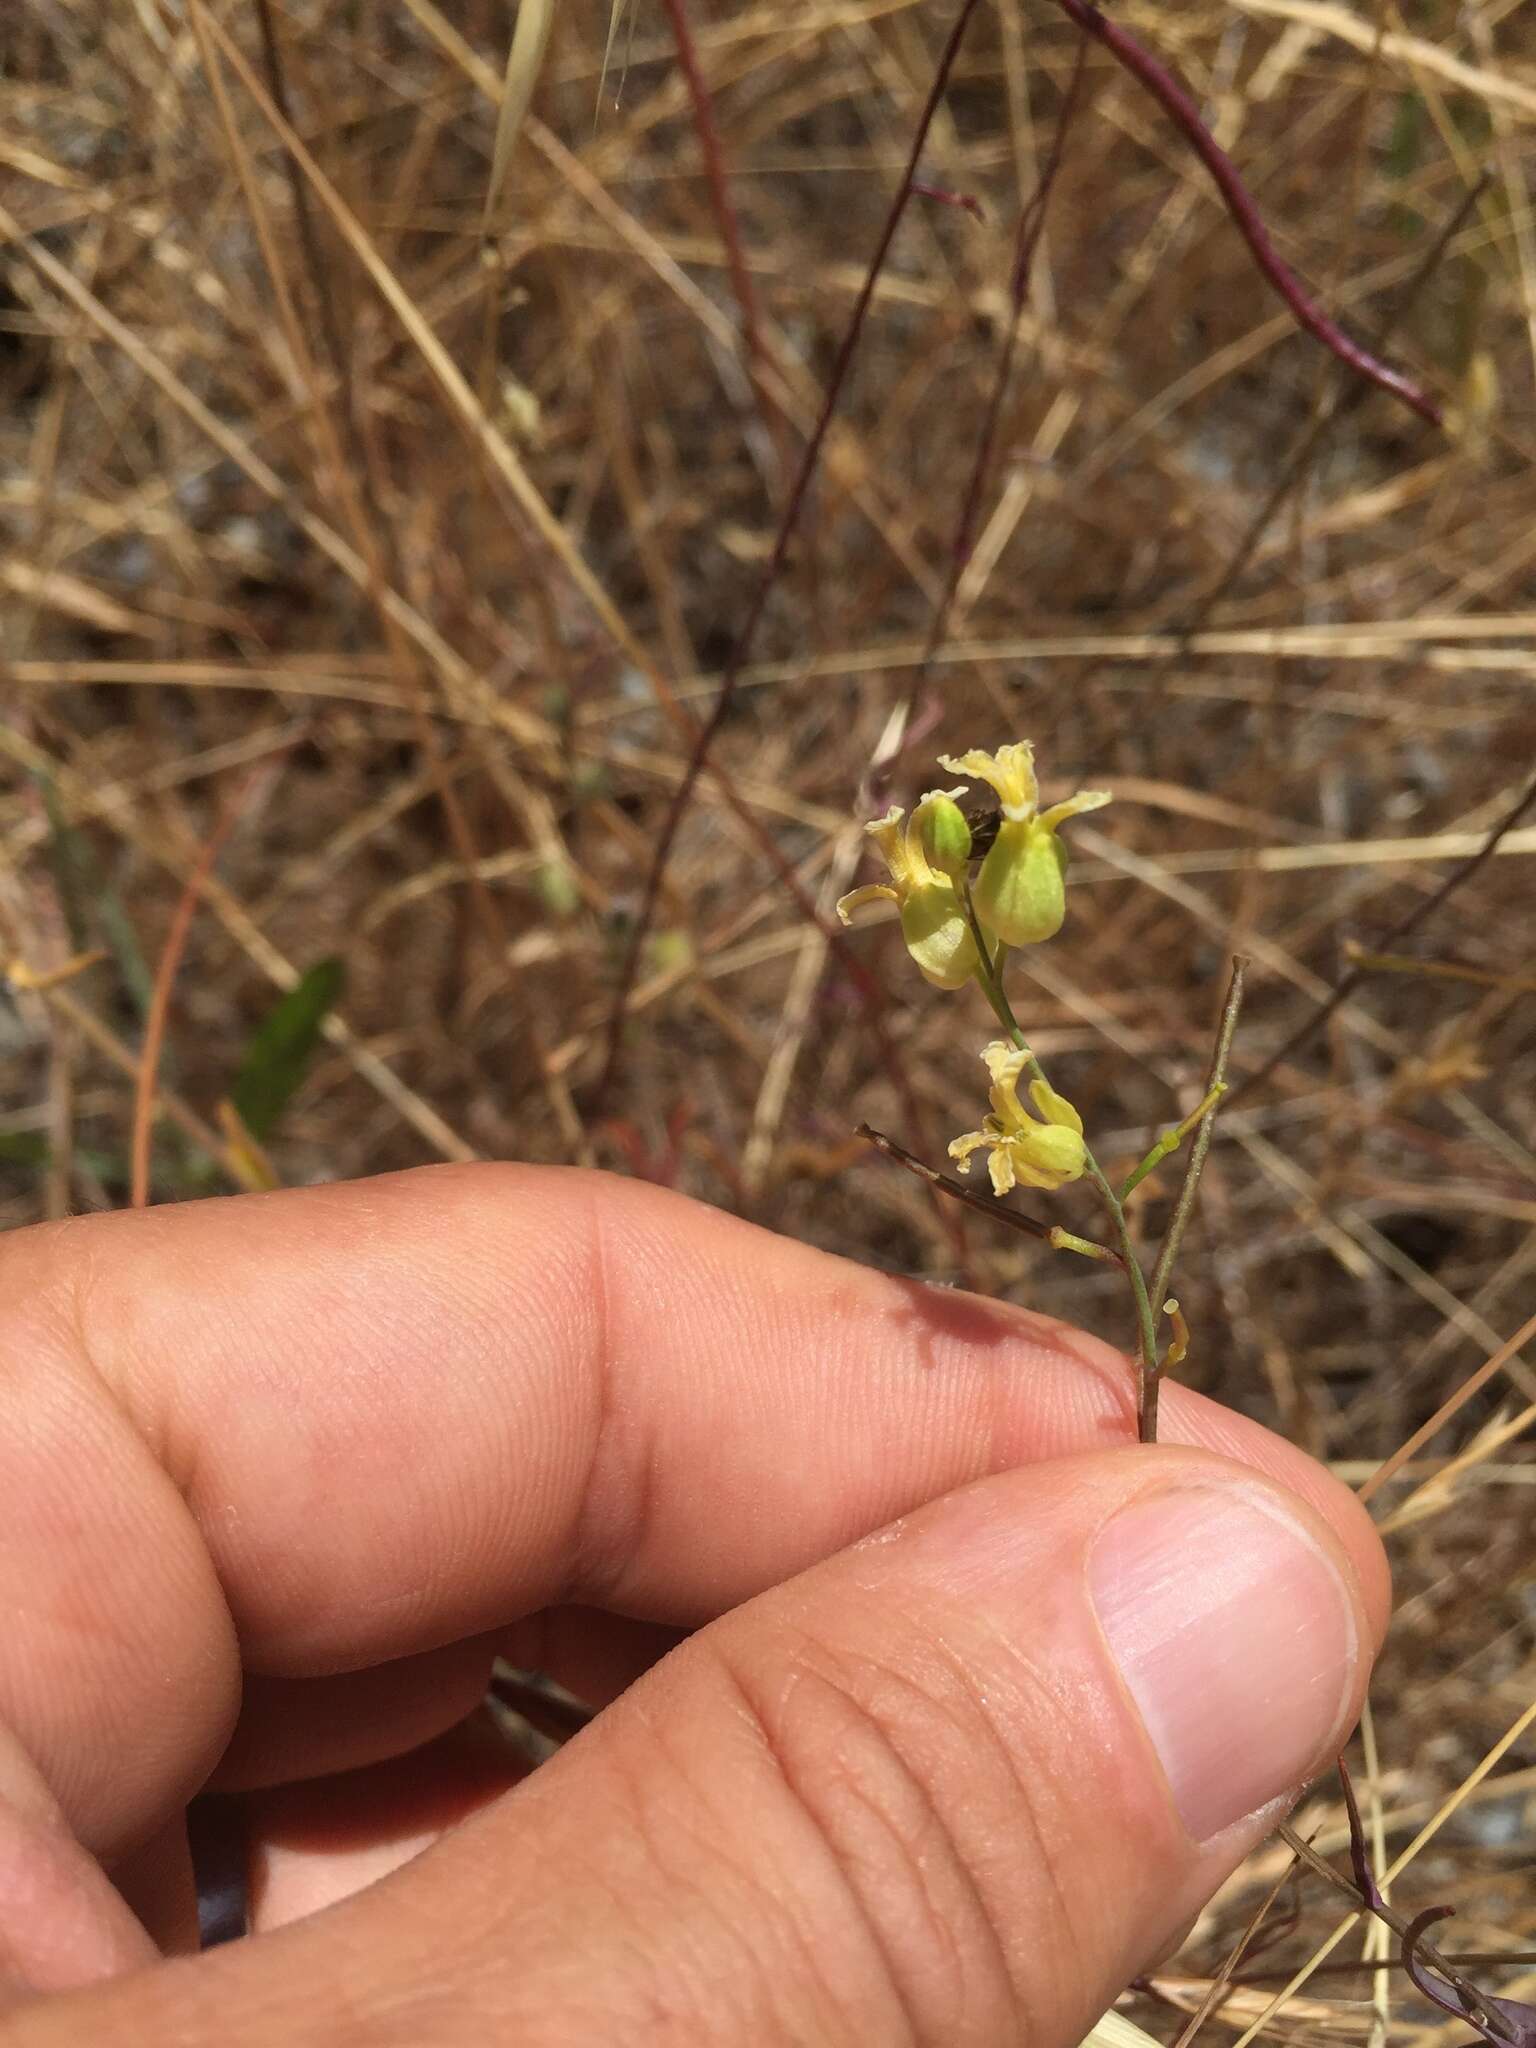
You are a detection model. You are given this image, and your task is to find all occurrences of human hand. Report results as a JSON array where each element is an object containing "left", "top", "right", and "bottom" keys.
[{"left": 0, "top": 1164, "right": 1386, "bottom": 2044}]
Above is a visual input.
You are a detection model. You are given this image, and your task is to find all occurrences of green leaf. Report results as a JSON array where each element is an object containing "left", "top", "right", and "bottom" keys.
[{"left": 229, "top": 958, "right": 345, "bottom": 1142}]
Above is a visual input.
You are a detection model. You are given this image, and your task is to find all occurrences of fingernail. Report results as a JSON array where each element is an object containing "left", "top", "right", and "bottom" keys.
[{"left": 1090, "top": 1487, "right": 1360, "bottom": 1842}]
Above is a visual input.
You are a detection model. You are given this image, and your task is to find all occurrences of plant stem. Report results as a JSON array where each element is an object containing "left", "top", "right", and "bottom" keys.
[
  {"left": 598, "top": 0, "right": 987, "bottom": 1104},
  {"left": 1233, "top": 766, "right": 1536, "bottom": 1102},
  {"left": 1119, "top": 1080, "right": 1226, "bottom": 1201},
  {"left": 962, "top": 891, "right": 1162, "bottom": 1438},
  {"left": 857, "top": 1123, "right": 1118, "bottom": 1259},
  {"left": 1277, "top": 1822, "right": 1512, "bottom": 2032},
  {"left": 1149, "top": 958, "right": 1247, "bottom": 1315},
  {"left": 1051, "top": 0, "right": 1441, "bottom": 425},
  {"left": 1139, "top": 956, "right": 1247, "bottom": 1442}
]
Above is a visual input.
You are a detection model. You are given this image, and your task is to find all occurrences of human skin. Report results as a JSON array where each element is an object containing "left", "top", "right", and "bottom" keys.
[{"left": 0, "top": 1163, "right": 1388, "bottom": 2044}]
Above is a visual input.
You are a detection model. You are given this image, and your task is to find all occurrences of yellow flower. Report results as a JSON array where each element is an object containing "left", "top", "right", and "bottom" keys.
[
  {"left": 836, "top": 792, "right": 980, "bottom": 990},
  {"left": 948, "top": 1041, "right": 1087, "bottom": 1197},
  {"left": 938, "top": 741, "right": 1110, "bottom": 946}
]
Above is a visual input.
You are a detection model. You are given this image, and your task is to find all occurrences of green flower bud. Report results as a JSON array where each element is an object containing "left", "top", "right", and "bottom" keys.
[
  {"left": 973, "top": 817, "right": 1068, "bottom": 946},
  {"left": 912, "top": 787, "right": 972, "bottom": 879},
  {"left": 836, "top": 802, "right": 982, "bottom": 990},
  {"left": 948, "top": 1042, "right": 1087, "bottom": 1197},
  {"left": 898, "top": 883, "right": 979, "bottom": 990},
  {"left": 937, "top": 744, "right": 1112, "bottom": 948}
]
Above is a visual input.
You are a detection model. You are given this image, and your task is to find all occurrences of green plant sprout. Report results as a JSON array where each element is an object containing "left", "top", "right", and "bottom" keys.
[{"left": 839, "top": 741, "right": 1246, "bottom": 1444}]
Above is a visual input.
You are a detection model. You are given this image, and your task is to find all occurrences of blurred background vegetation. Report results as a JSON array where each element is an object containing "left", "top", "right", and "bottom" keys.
[{"left": 2, "top": 0, "right": 1533, "bottom": 2031}]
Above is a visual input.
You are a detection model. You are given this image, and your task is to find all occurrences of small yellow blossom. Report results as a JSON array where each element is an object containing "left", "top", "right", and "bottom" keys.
[
  {"left": 836, "top": 792, "right": 980, "bottom": 989},
  {"left": 949, "top": 1041, "right": 1087, "bottom": 1197},
  {"left": 938, "top": 741, "right": 1110, "bottom": 947}
]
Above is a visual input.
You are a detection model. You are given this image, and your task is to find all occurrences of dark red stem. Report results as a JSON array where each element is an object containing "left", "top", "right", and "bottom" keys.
[
  {"left": 597, "top": 0, "right": 988, "bottom": 1107},
  {"left": 658, "top": 0, "right": 778, "bottom": 448},
  {"left": 1053, "top": 0, "right": 1442, "bottom": 427},
  {"left": 953, "top": 37, "right": 1089, "bottom": 572}
]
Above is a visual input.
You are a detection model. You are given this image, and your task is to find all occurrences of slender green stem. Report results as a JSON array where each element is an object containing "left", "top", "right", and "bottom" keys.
[
  {"left": 1119, "top": 1081, "right": 1227, "bottom": 1201},
  {"left": 962, "top": 888, "right": 1162, "bottom": 1438},
  {"left": 1149, "top": 958, "right": 1247, "bottom": 1317},
  {"left": 1049, "top": 1225, "right": 1121, "bottom": 1265},
  {"left": 1142, "top": 956, "right": 1247, "bottom": 1443}
]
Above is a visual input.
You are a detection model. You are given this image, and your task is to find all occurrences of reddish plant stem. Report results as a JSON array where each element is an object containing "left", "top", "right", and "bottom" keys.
[
  {"left": 1185, "top": 170, "right": 1488, "bottom": 629},
  {"left": 952, "top": 37, "right": 1088, "bottom": 576},
  {"left": 867, "top": 40, "right": 1087, "bottom": 806},
  {"left": 659, "top": 0, "right": 780, "bottom": 456},
  {"left": 1052, "top": 0, "right": 1442, "bottom": 427},
  {"left": 131, "top": 758, "right": 281, "bottom": 1208},
  {"left": 596, "top": 0, "right": 988, "bottom": 1109}
]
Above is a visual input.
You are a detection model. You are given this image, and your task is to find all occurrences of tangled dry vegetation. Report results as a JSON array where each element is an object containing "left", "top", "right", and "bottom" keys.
[{"left": 2, "top": 0, "right": 1534, "bottom": 2035}]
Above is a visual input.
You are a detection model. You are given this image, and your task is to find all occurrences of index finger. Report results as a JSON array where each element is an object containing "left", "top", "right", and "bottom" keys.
[{"left": 3, "top": 1164, "right": 1388, "bottom": 1852}]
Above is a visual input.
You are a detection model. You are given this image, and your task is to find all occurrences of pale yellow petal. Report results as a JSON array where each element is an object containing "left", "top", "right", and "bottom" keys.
[
  {"left": 835, "top": 883, "right": 898, "bottom": 925},
  {"left": 986, "top": 1143, "right": 1017, "bottom": 1197},
  {"left": 947, "top": 1129, "right": 989, "bottom": 1172},
  {"left": 938, "top": 742, "right": 1037, "bottom": 820},
  {"left": 980, "top": 1040, "right": 1029, "bottom": 1129},
  {"left": 979, "top": 1040, "right": 1027, "bottom": 1090},
  {"left": 1038, "top": 789, "right": 1112, "bottom": 832},
  {"left": 862, "top": 805, "right": 909, "bottom": 887}
]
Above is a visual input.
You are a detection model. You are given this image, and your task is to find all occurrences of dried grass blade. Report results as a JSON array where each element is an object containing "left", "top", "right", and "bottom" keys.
[{"left": 483, "top": 0, "right": 556, "bottom": 233}]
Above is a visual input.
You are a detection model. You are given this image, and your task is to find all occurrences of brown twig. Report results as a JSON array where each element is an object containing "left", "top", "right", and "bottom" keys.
[
  {"left": 857, "top": 1122, "right": 1121, "bottom": 1262},
  {"left": 1051, "top": 0, "right": 1441, "bottom": 426},
  {"left": 193, "top": 2, "right": 509, "bottom": 959},
  {"left": 951, "top": 38, "right": 1089, "bottom": 576},
  {"left": 1279, "top": 1810, "right": 1519, "bottom": 2041},
  {"left": 596, "top": 0, "right": 988, "bottom": 1107},
  {"left": 659, "top": 0, "right": 781, "bottom": 464},
  {"left": 859, "top": 1122, "right": 1054, "bottom": 1242},
  {"left": 251, "top": 0, "right": 357, "bottom": 437},
  {"left": 1234, "top": 768, "right": 1536, "bottom": 1103},
  {"left": 1185, "top": 171, "right": 1489, "bottom": 630}
]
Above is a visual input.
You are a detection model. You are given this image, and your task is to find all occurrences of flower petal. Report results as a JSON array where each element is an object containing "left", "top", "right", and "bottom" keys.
[
  {"left": 1027, "top": 1076, "right": 1083, "bottom": 1133},
  {"left": 937, "top": 742, "right": 1038, "bottom": 821},
  {"left": 835, "top": 884, "right": 899, "bottom": 925},
  {"left": 862, "top": 805, "right": 909, "bottom": 888},
  {"left": 979, "top": 1040, "right": 1029, "bottom": 1130},
  {"left": 947, "top": 1130, "right": 988, "bottom": 1172},
  {"left": 1038, "top": 789, "right": 1112, "bottom": 832}
]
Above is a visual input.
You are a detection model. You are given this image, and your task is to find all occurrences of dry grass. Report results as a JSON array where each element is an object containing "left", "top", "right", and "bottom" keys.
[{"left": 2, "top": 0, "right": 1534, "bottom": 2032}]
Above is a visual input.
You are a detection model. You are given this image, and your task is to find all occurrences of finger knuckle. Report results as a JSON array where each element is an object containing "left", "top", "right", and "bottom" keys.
[{"left": 718, "top": 1628, "right": 1061, "bottom": 2043}]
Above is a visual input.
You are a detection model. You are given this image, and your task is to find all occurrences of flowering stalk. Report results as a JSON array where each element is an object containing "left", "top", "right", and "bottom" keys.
[
  {"left": 961, "top": 890, "right": 1162, "bottom": 1438},
  {"left": 842, "top": 739, "right": 1243, "bottom": 1444}
]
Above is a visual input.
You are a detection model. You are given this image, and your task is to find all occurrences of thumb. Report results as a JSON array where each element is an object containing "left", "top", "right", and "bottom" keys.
[
  {"left": 439, "top": 1444, "right": 1381, "bottom": 2042},
  {"left": 8, "top": 1445, "right": 1384, "bottom": 2046}
]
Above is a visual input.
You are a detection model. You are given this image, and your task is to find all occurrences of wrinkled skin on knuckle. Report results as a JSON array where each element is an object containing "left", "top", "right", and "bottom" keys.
[{"left": 718, "top": 1625, "right": 1053, "bottom": 2046}]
